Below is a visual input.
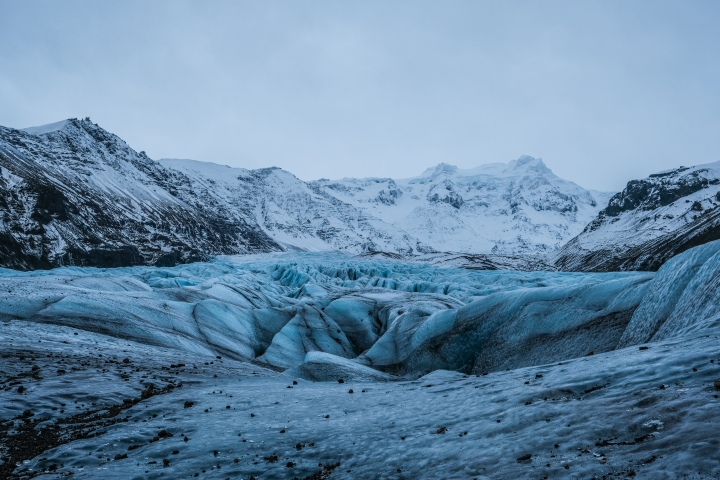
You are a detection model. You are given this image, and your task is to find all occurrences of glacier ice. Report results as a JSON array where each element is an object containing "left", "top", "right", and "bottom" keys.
[
  {"left": 1, "top": 243, "right": 719, "bottom": 380},
  {"left": 4, "top": 245, "right": 720, "bottom": 479},
  {"left": 612, "top": 239, "right": 720, "bottom": 348}
]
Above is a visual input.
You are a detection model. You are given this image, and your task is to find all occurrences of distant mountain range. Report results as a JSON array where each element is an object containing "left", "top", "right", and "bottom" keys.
[{"left": 1, "top": 117, "right": 719, "bottom": 271}]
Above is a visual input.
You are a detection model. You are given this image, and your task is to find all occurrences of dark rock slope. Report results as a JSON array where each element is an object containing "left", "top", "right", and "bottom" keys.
[
  {"left": 554, "top": 162, "right": 720, "bottom": 271},
  {"left": 0, "top": 118, "right": 281, "bottom": 269}
]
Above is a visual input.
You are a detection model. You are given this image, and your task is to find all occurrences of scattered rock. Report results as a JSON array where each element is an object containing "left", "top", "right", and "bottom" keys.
[
  {"left": 122, "top": 358, "right": 130, "bottom": 364},
  {"left": 184, "top": 401, "right": 194, "bottom": 408},
  {"left": 114, "top": 453, "right": 128, "bottom": 460},
  {"left": 17, "top": 385, "right": 24, "bottom": 394},
  {"left": 581, "top": 384, "right": 606, "bottom": 395},
  {"left": 163, "top": 458, "right": 170, "bottom": 467},
  {"left": 516, "top": 454, "right": 532, "bottom": 462},
  {"left": 338, "top": 379, "right": 344, "bottom": 384},
  {"left": 348, "top": 389, "right": 354, "bottom": 394},
  {"left": 639, "top": 346, "right": 648, "bottom": 350},
  {"left": 286, "top": 461, "right": 295, "bottom": 468},
  {"left": 435, "top": 427, "right": 447, "bottom": 434},
  {"left": 585, "top": 351, "right": 594, "bottom": 356},
  {"left": 264, "top": 455, "right": 279, "bottom": 463},
  {"left": 141, "top": 385, "right": 155, "bottom": 399},
  {"left": 714, "top": 380, "right": 720, "bottom": 390}
]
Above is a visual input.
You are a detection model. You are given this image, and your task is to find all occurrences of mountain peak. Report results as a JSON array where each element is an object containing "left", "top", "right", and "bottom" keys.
[
  {"left": 418, "top": 156, "right": 551, "bottom": 179},
  {"left": 504, "top": 155, "right": 550, "bottom": 173},
  {"left": 420, "top": 162, "right": 459, "bottom": 178}
]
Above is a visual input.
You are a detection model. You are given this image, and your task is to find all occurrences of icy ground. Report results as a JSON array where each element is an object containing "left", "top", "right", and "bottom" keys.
[{"left": 2, "top": 244, "right": 720, "bottom": 479}]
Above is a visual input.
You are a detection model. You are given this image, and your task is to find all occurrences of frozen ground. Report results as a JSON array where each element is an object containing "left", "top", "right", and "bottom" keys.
[{"left": 2, "top": 244, "right": 720, "bottom": 479}]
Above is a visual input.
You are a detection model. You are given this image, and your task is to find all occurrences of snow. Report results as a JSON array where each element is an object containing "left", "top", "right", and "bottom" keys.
[
  {"left": 313, "top": 156, "right": 612, "bottom": 255},
  {"left": 3, "top": 243, "right": 720, "bottom": 478},
  {"left": 20, "top": 120, "right": 70, "bottom": 135},
  {"left": 160, "top": 155, "right": 613, "bottom": 257},
  {"left": 555, "top": 160, "right": 720, "bottom": 271}
]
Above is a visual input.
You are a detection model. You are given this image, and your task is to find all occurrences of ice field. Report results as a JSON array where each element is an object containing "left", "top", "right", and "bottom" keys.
[{"left": 2, "top": 242, "right": 720, "bottom": 478}]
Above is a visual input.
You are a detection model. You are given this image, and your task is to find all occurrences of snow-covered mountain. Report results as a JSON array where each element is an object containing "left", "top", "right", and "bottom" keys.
[
  {"left": 0, "top": 118, "right": 610, "bottom": 270},
  {"left": 157, "top": 158, "right": 423, "bottom": 255},
  {"left": 0, "top": 118, "right": 282, "bottom": 269},
  {"left": 312, "top": 157, "right": 612, "bottom": 255},
  {"left": 554, "top": 161, "right": 720, "bottom": 271}
]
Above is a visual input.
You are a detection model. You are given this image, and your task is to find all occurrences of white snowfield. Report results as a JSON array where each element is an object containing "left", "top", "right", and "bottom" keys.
[
  {"left": 160, "top": 155, "right": 611, "bottom": 257},
  {"left": 157, "top": 158, "right": 423, "bottom": 255},
  {"left": 2, "top": 242, "right": 720, "bottom": 478},
  {"left": 311, "top": 157, "right": 612, "bottom": 255}
]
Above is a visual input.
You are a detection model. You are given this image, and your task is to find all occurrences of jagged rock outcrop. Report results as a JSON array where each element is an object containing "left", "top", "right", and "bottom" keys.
[{"left": 554, "top": 162, "right": 720, "bottom": 271}]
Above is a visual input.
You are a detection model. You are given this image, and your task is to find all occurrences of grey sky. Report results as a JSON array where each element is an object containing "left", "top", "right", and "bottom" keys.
[{"left": 1, "top": 1, "right": 719, "bottom": 191}]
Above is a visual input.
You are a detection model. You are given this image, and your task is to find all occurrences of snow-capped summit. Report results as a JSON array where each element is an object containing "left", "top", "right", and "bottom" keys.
[{"left": 313, "top": 156, "right": 611, "bottom": 255}]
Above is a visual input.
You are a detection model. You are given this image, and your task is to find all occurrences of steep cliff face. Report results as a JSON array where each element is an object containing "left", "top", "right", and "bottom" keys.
[
  {"left": 312, "top": 156, "right": 611, "bottom": 255},
  {"left": 0, "top": 118, "right": 281, "bottom": 269},
  {"left": 554, "top": 162, "right": 720, "bottom": 271}
]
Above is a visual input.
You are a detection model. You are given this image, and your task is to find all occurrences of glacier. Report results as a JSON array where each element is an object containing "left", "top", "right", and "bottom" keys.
[
  {"left": 2, "top": 242, "right": 720, "bottom": 478},
  {"left": 0, "top": 253, "right": 660, "bottom": 376},
  {"left": 2, "top": 242, "right": 720, "bottom": 378}
]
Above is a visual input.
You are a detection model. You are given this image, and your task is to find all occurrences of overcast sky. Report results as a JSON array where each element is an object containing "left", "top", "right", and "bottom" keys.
[{"left": 1, "top": 1, "right": 719, "bottom": 191}]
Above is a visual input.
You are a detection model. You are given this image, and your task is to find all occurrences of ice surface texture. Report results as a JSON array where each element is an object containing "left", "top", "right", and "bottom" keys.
[
  {"left": 5, "top": 320, "right": 720, "bottom": 479},
  {"left": 3, "top": 244, "right": 719, "bottom": 380}
]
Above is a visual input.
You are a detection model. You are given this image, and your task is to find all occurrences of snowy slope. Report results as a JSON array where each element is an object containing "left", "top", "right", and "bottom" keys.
[
  {"left": 555, "top": 161, "right": 720, "bottom": 271},
  {"left": 158, "top": 159, "right": 423, "bottom": 255},
  {"left": 312, "top": 156, "right": 612, "bottom": 255},
  {"left": 0, "top": 118, "right": 281, "bottom": 269}
]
